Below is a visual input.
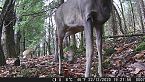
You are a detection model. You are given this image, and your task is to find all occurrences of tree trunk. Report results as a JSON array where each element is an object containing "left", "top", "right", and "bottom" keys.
[
  {"left": 113, "top": 4, "right": 124, "bottom": 34},
  {"left": 37, "top": 44, "right": 41, "bottom": 57},
  {"left": 119, "top": 0, "right": 128, "bottom": 34},
  {"left": 111, "top": 4, "right": 118, "bottom": 37},
  {"left": 64, "top": 37, "right": 69, "bottom": 48},
  {"left": 1, "top": 27, "right": 7, "bottom": 57},
  {"left": 0, "top": 0, "right": 14, "bottom": 65},
  {"left": 43, "top": 42, "right": 46, "bottom": 56},
  {"left": 47, "top": 17, "right": 52, "bottom": 55},
  {"left": 129, "top": 0, "right": 136, "bottom": 33},
  {"left": 71, "top": 34, "right": 76, "bottom": 46},
  {"left": 22, "top": 29, "right": 26, "bottom": 52},
  {"left": 140, "top": 0, "right": 145, "bottom": 21},
  {"left": 139, "top": 0, "right": 145, "bottom": 33},
  {"left": 4, "top": 0, "right": 16, "bottom": 58},
  {"left": 79, "top": 32, "right": 84, "bottom": 48},
  {"left": 0, "top": 24, "right": 5, "bottom": 65},
  {"left": 15, "top": 30, "right": 21, "bottom": 57},
  {"left": 0, "top": 21, "right": 5, "bottom": 65}
]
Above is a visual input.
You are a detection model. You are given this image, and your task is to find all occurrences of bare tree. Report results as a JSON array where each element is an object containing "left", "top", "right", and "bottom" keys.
[
  {"left": 119, "top": 0, "right": 128, "bottom": 33},
  {"left": 129, "top": 0, "right": 136, "bottom": 33},
  {"left": 137, "top": 0, "right": 145, "bottom": 33},
  {"left": 3, "top": 0, "right": 17, "bottom": 58}
]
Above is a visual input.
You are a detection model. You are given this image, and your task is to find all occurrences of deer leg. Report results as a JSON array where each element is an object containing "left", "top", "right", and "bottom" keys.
[
  {"left": 84, "top": 19, "right": 94, "bottom": 77},
  {"left": 95, "top": 25, "right": 103, "bottom": 77},
  {"left": 54, "top": 33, "right": 59, "bottom": 62},
  {"left": 58, "top": 31, "right": 65, "bottom": 75}
]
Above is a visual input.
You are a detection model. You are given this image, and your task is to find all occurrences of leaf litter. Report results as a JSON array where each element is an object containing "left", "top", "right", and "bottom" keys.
[{"left": 0, "top": 37, "right": 145, "bottom": 77}]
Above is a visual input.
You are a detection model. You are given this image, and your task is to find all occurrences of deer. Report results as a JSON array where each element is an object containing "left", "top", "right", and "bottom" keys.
[
  {"left": 54, "top": 0, "right": 112, "bottom": 77},
  {"left": 22, "top": 48, "right": 34, "bottom": 58}
]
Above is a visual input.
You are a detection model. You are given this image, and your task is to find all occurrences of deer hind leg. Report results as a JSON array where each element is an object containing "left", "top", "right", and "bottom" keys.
[
  {"left": 84, "top": 19, "right": 94, "bottom": 77},
  {"left": 95, "top": 25, "right": 103, "bottom": 77}
]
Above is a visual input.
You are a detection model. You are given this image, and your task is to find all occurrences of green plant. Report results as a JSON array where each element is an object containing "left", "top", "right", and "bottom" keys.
[
  {"left": 142, "top": 36, "right": 145, "bottom": 40},
  {"left": 104, "top": 47, "right": 116, "bottom": 56},
  {"left": 63, "top": 44, "right": 77, "bottom": 52},
  {"left": 135, "top": 42, "right": 145, "bottom": 52},
  {"left": 76, "top": 46, "right": 86, "bottom": 55}
]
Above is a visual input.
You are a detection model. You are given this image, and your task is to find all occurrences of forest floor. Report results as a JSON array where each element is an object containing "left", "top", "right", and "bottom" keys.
[{"left": 0, "top": 36, "right": 145, "bottom": 77}]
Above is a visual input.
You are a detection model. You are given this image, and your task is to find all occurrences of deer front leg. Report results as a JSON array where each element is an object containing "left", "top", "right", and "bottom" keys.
[
  {"left": 95, "top": 25, "right": 103, "bottom": 77},
  {"left": 58, "top": 32, "right": 65, "bottom": 75},
  {"left": 84, "top": 19, "right": 94, "bottom": 77},
  {"left": 54, "top": 32, "right": 59, "bottom": 62}
]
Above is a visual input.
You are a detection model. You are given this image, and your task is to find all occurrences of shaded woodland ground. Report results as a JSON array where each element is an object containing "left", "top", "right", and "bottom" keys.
[{"left": 1, "top": 36, "right": 145, "bottom": 77}]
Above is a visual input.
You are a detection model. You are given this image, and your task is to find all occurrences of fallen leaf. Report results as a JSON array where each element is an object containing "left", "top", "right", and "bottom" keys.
[
  {"left": 133, "top": 53, "right": 144, "bottom": 59},
  {"left": 111, "top": 69, "right": 118, "bottom": 75},
  {"left": 64, "top": 68, "right": 69, "bottom": 77},
  {"left": 115, "top": 47, "right": 124, "bottom": 53},
  {"left": 130, "top": 62, "right": 145, "bottom": 70},
  {"left": 114, "top": 59, "right": 122, "bottom": 67},
  {"left": 127, "top": 48, "right": 134, "bottom": 52},
  {"left": 132, "top": 68, "right": 141, "bottom": 74}
]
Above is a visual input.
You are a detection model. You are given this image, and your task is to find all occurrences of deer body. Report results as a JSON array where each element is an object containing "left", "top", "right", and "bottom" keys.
[
  {"left": 22, "top": 49, "right": 33, "bottom": 58},
  {"left": 54, "top": 0, "right": 112, "bottom": 77}
]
